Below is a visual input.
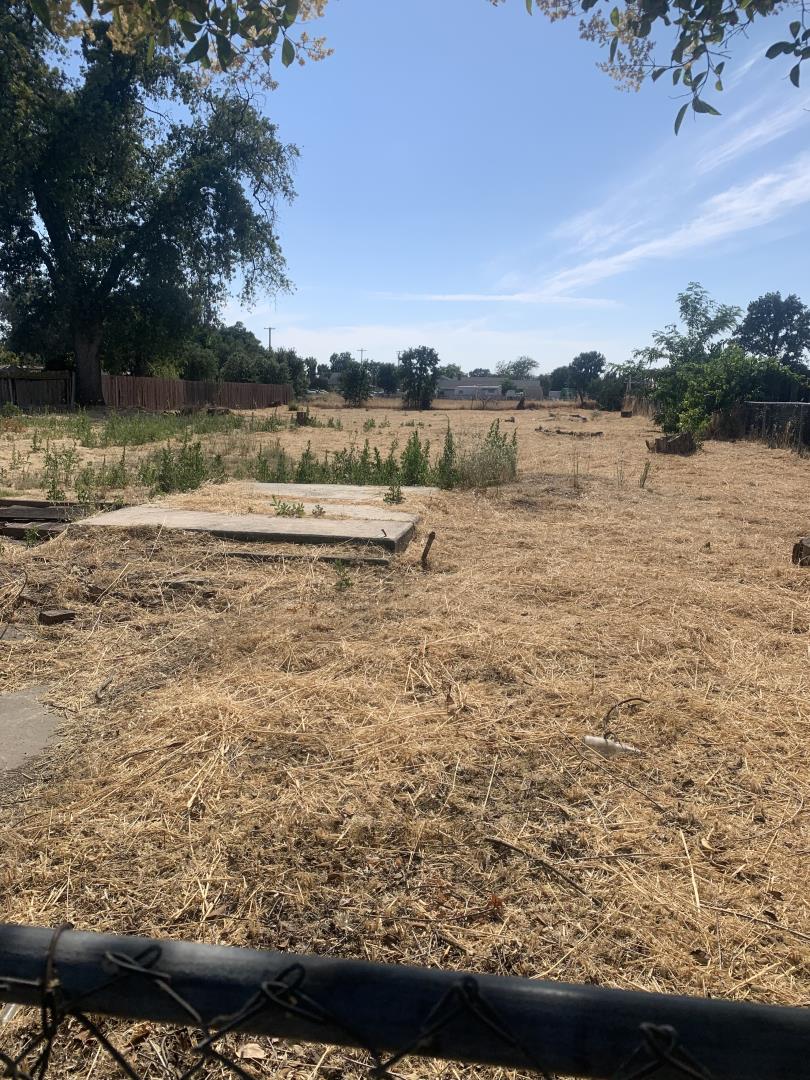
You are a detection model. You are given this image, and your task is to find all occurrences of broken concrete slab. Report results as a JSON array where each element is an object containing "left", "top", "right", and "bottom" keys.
[
  {"left": 0, "top": 624, "right": 34, "bottom": 642},
  {"left": 0, "top": 684, "right": 59, "bottom": 772},
  {"left": 76, "top": 505, "right": 416, "bottom": 552}
]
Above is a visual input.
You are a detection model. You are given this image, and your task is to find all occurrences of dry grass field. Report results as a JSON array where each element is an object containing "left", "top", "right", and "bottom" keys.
[{"left": 1, "top": 403, "right": 809, "bottom": 1076}]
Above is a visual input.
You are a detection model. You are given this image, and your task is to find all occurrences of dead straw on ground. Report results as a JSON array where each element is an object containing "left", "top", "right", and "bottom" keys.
[{"left": 0, "top": 409, "right": 809, "bottom": 1078}]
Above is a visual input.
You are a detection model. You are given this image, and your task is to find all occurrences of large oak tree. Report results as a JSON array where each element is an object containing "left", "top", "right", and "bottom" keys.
[{"left": 0, "top": 2, "right": 295, "bottom": 402}]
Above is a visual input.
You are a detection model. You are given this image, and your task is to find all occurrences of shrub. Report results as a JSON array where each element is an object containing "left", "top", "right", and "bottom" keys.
[
  {"left": 400, "top": 430, "right": 432, "bottom": 485},
  {"left": 435, "top": 425, "right": 458, "bottom": 489},
  {"left": 339, "top": 362, "right": 372, "bottom": 406},
  {"left": 75, "top": 452, "right": 129, "bottom": 503},
  {"left": 455, "top": 420, "right": 518, "bottom": 488},
  {"left": 138, "top": 439, "right": 225, "bottom": 494},
  {"left": 665, "top": 347, "right": 810, "bottom": 435}
]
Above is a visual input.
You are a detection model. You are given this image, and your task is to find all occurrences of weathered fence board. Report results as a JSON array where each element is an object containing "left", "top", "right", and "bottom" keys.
[
  {"left": 2, "top": 371, "right": 290, "bottom": 412},
  {"left": 101, "top": 374, "right": 291, "bottom": 411},
  {"left": 0, "top": 370, "right": 72, "bottom": 409},
  {"left": 742, "top": 400, "right": 810, "bottom": 452}
]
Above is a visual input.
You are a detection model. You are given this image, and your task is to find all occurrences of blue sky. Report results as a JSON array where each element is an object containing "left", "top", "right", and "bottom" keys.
[{"left": 223, "top": 0, "right": 810, "bottom": 373}]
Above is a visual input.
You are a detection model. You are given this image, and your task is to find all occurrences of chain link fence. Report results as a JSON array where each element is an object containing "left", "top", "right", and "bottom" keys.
[{"left": 1, "top": 924, "right": 806, "bottom": 1080}]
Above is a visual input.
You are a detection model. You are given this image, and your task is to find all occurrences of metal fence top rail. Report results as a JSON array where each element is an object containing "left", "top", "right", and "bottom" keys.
[
  {"left": 1, "top": 923, "right": 808, "bottom": 1080},
  {"left": 745, "top": 400, "right": 810, "bottom": 406}
]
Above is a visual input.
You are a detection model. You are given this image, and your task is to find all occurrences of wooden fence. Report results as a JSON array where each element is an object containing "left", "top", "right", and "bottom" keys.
[
  {"left": 737, "top": 400, "right": 810, "bottom": 452},
  {"left": 0, "top": 369, "right": 73, "bottom": 409},
  {"left": 101, "top": 374, "right": 291, "bottom": 410}
]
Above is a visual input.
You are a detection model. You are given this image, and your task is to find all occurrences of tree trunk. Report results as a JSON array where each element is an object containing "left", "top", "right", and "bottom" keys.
[{"left": 73, "top": 328, "right": 104, "bottom": 406}]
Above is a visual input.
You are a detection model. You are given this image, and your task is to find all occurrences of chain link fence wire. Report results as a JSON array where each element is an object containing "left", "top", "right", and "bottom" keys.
[{"left": 1, "top": 924, "right": 807, "bottom": 1080}]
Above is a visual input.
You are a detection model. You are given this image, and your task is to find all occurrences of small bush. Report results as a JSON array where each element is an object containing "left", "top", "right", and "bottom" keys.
[
  {"left": 248, "top": 444, "right": 288, "bottom": 482},
  {"left": 75, "top": 451, "right": 129, "bottom": 504},
  {"left": 272, "top": 498, "right": 305, "bottom": 517},
  {"left": 138, "top": 439, "right": 225, "bottom": 494},
  {"left": 383, "top": 481, "right": 403, "bottom": 505},
  {"left": 435, "top": 425, "right": 458, "bottom": 489},
  {"left": 454, "top": 420, "right": 518, "bottom": 488},
  {"left": 400, "top": 431, "right": 431, "bottom": 485},
  {"left": 41, "top": 444, "right": 79, "bottom": 501}
]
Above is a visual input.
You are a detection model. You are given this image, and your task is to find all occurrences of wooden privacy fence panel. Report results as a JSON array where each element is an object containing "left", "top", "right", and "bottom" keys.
[
  {"left": 101, "top": 374, "right": 291, "bottom": 411},
  {"left": 0, "top": 370, "right": 73, "bottom": 409},
  {"left": 741, "top": 400, "right": 810, "bottom": 452}
]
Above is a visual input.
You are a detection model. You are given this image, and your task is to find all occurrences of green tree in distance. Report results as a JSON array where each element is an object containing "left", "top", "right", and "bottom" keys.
[
  {"left": 339, "top": 360, "right": 371, "bottom": 406},
  {"left": 399, "top": 346, "right": 440, "bottom": 409},
  {"left": 329, "top": 351, "right": 354, "bottom": 373},
  {"left": 469, "top": 368, "right": 492, "bottom": 377},
  {"left": 569, "top": 351, "right": 606, "bottom": 403},
  {"left": 736, "top": 292, "right": 810, "bottom": 372},
  {"left": 496, "top": 356, "right": 538, "bottom": 380},
  {"left": 0, "top": 7, "right": 295, "bottom": 403},
  {"left": 375, "top": 362, "right": 400, "bottom": 395},
  {"left": 437, "top": 363, "right": 464, "bottom": 379},
  {"left": 272, "top": 346, "right": 309, "bottom": 397}
]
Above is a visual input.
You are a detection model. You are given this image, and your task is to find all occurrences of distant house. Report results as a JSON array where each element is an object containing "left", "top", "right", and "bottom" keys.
[{"left": 437, "top": 376, "right": 545, "bottom": 401}]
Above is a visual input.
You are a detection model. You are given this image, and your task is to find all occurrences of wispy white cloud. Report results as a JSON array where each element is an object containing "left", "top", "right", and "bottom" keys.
[
  {"left": 726, "top": 49, "right": 763, "bottom": 89},
  {"left": 549, "top": 70, "right": 806, "bottom": 269},
  {"left": 541, "top": 151, "right": 810, "bottom": 294},
  {"left": 695, "top": 95, "right": 810, "bottom": 174}
]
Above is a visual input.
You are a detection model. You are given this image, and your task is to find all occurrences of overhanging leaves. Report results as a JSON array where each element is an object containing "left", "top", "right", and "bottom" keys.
[{"left": 184, "top": 32, "right": 209, "bottom": 63}]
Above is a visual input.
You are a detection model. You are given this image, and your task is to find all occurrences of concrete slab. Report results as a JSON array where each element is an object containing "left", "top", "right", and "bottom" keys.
[
  {"left": 0, "top": 684, "right": 59, "bottom": 772},
  {"left": 76, "top": 505, "right": 416, "bottom": 552},
  {"left": 248, "top": 500, "right": 417, "bottom": 523},
  {"left": 248, "top": 483, "right": 437, "bottom": 504},
  {"left": 0, "top": 624, "right": 35, "bottom": 642}
]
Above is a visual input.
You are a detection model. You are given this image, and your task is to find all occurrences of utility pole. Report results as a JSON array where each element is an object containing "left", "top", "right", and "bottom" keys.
[
  {"left": 265, "top": 327, "right": 276, "bottom": 351},
  {"left": 358, "top": 348, "right": 367, "bottom": 365}
]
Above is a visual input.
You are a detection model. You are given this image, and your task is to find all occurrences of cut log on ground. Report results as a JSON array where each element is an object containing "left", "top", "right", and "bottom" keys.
[
  {"left": 792, "top": 538, "right": 810, "bottom": 565},
  {"left": 646, "top": 432, "right": 697, "bottom": 455}
]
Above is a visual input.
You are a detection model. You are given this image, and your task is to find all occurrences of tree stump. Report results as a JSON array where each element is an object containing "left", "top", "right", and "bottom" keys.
[
  {"left": 792, "top": 538, "right": 810, "bottom": 566},
  {"left": 646, "top": 432, "right": 697, "bottom": 455},
  {"left": 621, "top": 410, "right": 633, "bottom": 418}
]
